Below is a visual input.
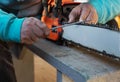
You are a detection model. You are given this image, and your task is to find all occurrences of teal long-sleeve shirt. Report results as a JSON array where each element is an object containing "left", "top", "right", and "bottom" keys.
[
  {"left": 89, "top": 0, "right": 120, "bottom": 24},
  {"left": 0, "top": 9, "right": 25, "bottom": 43},
  {"left": 0, "top": 0, "right": 120, "bottom": 42}
]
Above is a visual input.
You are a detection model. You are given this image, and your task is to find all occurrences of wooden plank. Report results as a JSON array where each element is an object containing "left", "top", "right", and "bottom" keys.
[
  {"left": 62, "top": 74, "right": 74, "bottom": 82},
  {"left": 13, "top": 48, "right": 34, "bottom": 82},
  {"left": 27, "top": 39, "right": 120, "bottom": 82},
  {"left": 34, "top": 55, "right": 56, "bottom": 82}
]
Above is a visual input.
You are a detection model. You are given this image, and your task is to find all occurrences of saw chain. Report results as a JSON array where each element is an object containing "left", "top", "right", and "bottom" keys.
[{"left": 61, "top": 22, "right": 120, "bottom": 61}]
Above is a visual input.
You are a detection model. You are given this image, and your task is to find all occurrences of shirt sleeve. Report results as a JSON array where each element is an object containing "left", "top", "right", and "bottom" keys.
[
  {"left": 89, "top": 0, "right": 120, "bottom": 24},
  {"left": 0, "top": 9, "right": 25, "bottom": 43}
]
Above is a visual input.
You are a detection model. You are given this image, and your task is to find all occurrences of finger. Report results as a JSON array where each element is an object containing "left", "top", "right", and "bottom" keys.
[
  {"left": 21, "top": 27, "right": 38, "bottom": 44},
  {"left": 68, "top": 5, "right": 82, "bottom": 23},
  {"left": 30, "top": 17, "right": 49, "bottom": 37},
  {"left": 68, "top": 11, "right": 76, "bottom": 23},
  {"left": 35, "top": 21, "right": 49, "bottom": 36},
  {"left": 28, "top": 17, "right": 48, "bottom": 37},
  {"left": 92, "top": 9, "right": 98, "bottom": 24},
  {"left": 30, "top": 28, "right": 40, "bottom": 42},
  {"left": 86, "top": 10, "right": 98, "bottom": 24},
  {"left": 79, "top": 6, "right": 91, "bottom": 22},
  {"left": 24, "top": 29, "right": 40, "bottom": 44},
  {"left": 32, "top": 25, "right": 44, "bottom": 38},
  {"left": 85, "top": 11, "right": 94, "bottom": 24},
  {"left": 44, "top": 26, "right": 50, "bottom": 36},
  {"left": 32, "top": 18, "right": 45, "bottom": 30},
  {"left": 39, "top": 23, "right": 49, "bottom": 36},
  {"left": 21, "top": 33, "right": 34, "bottom": 44}
]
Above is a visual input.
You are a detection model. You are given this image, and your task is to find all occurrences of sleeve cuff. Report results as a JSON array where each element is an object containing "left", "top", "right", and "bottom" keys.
[{"left": 8, "top": 18, "right": 25, "bottom": 43}]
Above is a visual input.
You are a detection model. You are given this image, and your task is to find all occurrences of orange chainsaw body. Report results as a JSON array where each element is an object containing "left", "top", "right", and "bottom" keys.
[
  {"left": 42, "top": 16, "right": 63, "bottom": 41},
  {"left": 41, "top": 0, "right": 80, "bottom": 41}
]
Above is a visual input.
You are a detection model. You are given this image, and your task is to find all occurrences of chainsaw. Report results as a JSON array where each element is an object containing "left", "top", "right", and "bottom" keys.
[{"left": 40, "top": 0, "right": 120, "bottom": 61}]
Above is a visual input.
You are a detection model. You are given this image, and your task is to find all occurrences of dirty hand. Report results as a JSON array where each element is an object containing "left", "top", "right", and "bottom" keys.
[
  {"left": 21, "top": 17, "right": 50, "bottom": 44},
  {"left": 68, "top": 4, "right": 98, "bottom": 24}
]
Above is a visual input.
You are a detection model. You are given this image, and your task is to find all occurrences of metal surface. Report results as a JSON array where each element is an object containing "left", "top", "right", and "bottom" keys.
[
  {"left": 26, "top": 41, "right": 86, "bottom": 82},
  {"left": 63, "top": 25, "right": 120, "bottom": 59},
  {"left": 57, "top": 70, "right": 62, "bottom": 82},
  {"left": 51, "top": 21, "right": 81, "bottom": 30},
  {"left": 26, "top": 39, "right": 120, "bottom": 82}
]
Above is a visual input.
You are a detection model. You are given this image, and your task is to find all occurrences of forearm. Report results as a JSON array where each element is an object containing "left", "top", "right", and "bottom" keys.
[
  {"left": 0, "top": 9, "right": 25, "bottom": 43},
  {"left": 89, "top": 0, "right": 120, "bottom": 24}
]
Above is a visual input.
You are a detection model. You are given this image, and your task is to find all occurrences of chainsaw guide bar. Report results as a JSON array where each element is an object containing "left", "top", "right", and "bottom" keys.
[{"left": 62, "top": 23, "right": 120, "bottom": 61}]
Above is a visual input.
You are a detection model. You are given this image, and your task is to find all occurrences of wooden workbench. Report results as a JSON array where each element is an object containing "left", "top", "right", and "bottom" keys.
[{"left": 26, "top": 39, "right": 120, "bottom": 82}]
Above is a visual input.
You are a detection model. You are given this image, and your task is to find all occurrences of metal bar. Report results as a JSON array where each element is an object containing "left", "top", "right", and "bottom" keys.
[
  {"left": 57, "top": 70, "right": 62, "bottom": 82},
  {"left": 26, "top": 44, "right": 86, "bottom": 82},
  {"left": 51, "top": 21, "right": 81, "bottom": 30}
]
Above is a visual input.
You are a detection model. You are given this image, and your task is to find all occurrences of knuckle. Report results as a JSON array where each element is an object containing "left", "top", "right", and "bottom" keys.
[
  {"left": 29, "top": 17, "right": 35, "bottom": 20},
  {"left": 22, "top": 26, "right": 31, "bottom": 33},
  {"left": 42, "top": 23, "right": 47, "bottom": 28},
  {"left": 40, "top": 23, "right": 47, "bottom": 29},
  {"left": 45, "top": 31, "right": 50, "bottom": 36},
  {"left": 25, "top": 21, "right": 35, "bottom": 27},
  {"left": 26, "top": 17, "right": 36, "bottom": 24},
  {"left": 24, "top": 20, "right": 32, "bottom": 26},
  {"left": 26, "top": 22, "right": 31, "bottom": 26},
  {"left": 34, "top": 38, "right": 39, "bottom": 42},
  {"left": 39, "top": 31, "right": 44, "bottom": 37},
  {"left": 22, "top": 35, "right": 29, "bottom": 40},
  {"left": 25, "top": 29, "right": 30, "bottom": 35}
]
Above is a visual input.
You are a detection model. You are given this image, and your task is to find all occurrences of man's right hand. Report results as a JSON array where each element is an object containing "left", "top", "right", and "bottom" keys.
[{"left": 21, "top": 17, "right": 50, "bottom": 44}]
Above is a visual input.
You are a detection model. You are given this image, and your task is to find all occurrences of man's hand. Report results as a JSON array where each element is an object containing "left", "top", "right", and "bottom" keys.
[
  {"left": 68, "top": 4, "right": 98, "bottom": 24},
  {"left": 21, "top": 17, "right": 50, "bottom": 44}
]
